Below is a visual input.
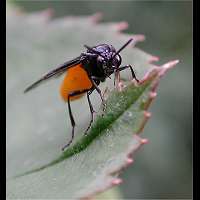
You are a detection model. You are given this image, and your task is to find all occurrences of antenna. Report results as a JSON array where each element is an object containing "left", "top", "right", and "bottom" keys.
[{"left": 112, "top": 38, "right": 133, "bottom": 59}]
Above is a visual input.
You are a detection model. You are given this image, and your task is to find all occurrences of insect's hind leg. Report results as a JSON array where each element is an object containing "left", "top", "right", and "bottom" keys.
[
  {"left": 84, "top": 91, "right": 95, "bottom": 135},
  {"left": 62, "top": 89, "right": 88, "bottom": 151}
]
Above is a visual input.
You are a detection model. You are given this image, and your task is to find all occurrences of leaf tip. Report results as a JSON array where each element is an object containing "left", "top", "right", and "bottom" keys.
[
  {"left": 159, "top": 59, "right": 179, "bottom": 77},
  {"left": 149, "top": 55, "right": 160, "bottom": 63},
  {"left": 113, "top": 21, "right": 129, "bottom": 32},
  {"left": 144, "top": 111, "right": 151, "bottom": 118},
  {"left": 41, "top": 8, "right": 54, "bottom": 18},
  {"left": 126, "top": 157, "right": 134, "bottom": 165},
  {"left": 90, "top": 12, "right": 103, "bottom": 24},
  {"left": 162, "top": 59, "right": 179, "bottom": 70},
  {"left": 111, "top": 178, "right": 123, "bottom": 186},
  {"left": 131, "top": 34, "right": 146, "bottom": 45},
  {"left": 33, "top": 8, "right": 54, "bottom": 22},
  {"left": 149, "top": 91, "right": 157, "bottom": 99},
  {"left": 135, "top": 111, "right": 152, "bottom": 134},
  {"left": 140, "top": 138, "right": 149, "bottom": 145}
]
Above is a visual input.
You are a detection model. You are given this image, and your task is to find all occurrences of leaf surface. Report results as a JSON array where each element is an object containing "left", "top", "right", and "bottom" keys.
[{"left": 6, "top": 8, "right": 178, "bottom": 199}]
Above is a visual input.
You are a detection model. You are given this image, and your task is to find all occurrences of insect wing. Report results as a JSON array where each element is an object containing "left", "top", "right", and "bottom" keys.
[{"left": 24, "top": 56, "right": 82, "bottom": 93}]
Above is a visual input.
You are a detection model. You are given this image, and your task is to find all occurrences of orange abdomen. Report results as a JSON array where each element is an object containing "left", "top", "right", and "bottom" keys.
[{"left": 60, "top": 64, "right": 93, "bottom": 101}]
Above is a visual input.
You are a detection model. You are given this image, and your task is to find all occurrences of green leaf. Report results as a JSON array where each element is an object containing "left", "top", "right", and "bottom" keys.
[{"left": 6, "top": 7, "right": 178, "bottom": 199}]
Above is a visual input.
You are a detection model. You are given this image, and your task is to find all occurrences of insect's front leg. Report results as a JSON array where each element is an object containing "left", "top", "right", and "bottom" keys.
[
  {"left": 116, "top": 65, "right": 139, "bottom": 82},
  {"left": 62, "top": 89, "right": 88, "bottom": 151}
]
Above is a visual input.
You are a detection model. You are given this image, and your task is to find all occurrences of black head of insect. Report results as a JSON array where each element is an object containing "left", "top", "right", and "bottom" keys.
[{"left": 84, "top": 38, "right": 133, "bottom": 78}]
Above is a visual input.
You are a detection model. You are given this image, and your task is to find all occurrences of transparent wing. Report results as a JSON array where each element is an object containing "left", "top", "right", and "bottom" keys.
[{"left": 24, "top": 56, "right": 82, "bottom": 93}]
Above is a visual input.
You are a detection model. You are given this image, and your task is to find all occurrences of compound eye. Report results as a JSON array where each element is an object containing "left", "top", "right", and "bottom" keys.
[{"left": 113, "top": 55, "right": 121, "bottom": 67}]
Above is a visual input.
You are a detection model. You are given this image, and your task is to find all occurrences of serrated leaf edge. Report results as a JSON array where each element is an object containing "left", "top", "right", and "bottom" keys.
[{"left": 80, "top": 60, "right": 179, "bottom": 199}]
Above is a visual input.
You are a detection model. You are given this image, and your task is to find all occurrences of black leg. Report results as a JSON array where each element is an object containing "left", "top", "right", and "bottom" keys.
[
  {"left": 84, "top": 92, "right": 95, "bottom": 135},
  {"left": 117, "top": 65, "right": 139, "bottom": 82},
  {"left": 62, "top": 89, "right": 88, "bottom": 151},
  {"left": 88, "top": 88, "right": 94, "bottom": 95},
  {"left": 90, "top": 76, "right": 105, "bottom": 103},
  {"left": 90, "top": 77, "right": 106, "bottom": 111}
]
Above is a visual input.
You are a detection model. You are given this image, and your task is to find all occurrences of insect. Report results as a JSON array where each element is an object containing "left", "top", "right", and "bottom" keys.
[{"left": 24, "top": 38, "right": 139, "bottom": 151}]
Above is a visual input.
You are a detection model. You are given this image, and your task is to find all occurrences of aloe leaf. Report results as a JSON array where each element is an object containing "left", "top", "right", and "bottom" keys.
[{"left": 6, "top": 7, "right": 178, "bottom": 199}]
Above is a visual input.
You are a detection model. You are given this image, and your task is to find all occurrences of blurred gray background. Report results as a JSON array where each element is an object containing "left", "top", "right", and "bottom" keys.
[{"left": 11, "top": 0, "right": 192, "bottom": 199}]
